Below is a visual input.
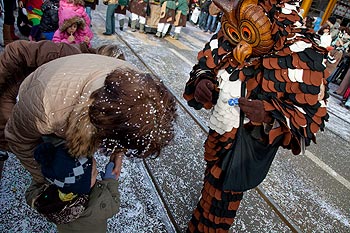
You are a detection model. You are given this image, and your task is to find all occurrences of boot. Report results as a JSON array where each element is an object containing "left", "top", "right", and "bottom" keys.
[
  {"left": 119, "top": 19, "right": 124, "bottom": 31},
  {"left": 10, "top": 25, "right": 19, "bottom": 40},
  {"left": 131, "top": 20, "right": 137, "bottom": 32},
  {"left": 172, "top": 33, "right": 179, "bottom": 40},
  {"left": 2, "top": 24, "right": 13, "bottom": 46},
  {"left": 139, "top": 23, "right": 145, "bottom": 33}
]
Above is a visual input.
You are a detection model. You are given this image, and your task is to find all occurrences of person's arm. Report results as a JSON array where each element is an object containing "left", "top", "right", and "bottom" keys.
[
  {"left": 183, "top": 32, "right": 225, "bottom": 110},
  {"left": 109, "top": 152, "right": 123, "bottom": 179}
]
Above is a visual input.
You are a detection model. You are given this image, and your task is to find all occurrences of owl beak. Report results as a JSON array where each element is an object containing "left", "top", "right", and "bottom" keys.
[{"left": 233, "top": 41, "right": 252, "bottom": 64}]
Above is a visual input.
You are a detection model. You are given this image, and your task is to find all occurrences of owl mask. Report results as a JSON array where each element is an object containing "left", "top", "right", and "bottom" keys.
[{"left": 213, "top": 0, "right": 274, "bottom": 64}]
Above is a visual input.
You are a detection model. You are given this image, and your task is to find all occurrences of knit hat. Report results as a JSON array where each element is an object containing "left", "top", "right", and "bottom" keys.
[
  {"left": 328, "top": 16, "right": 336, "bottom": 25},
  {"left": 34, "top": 143, "right": 92, "bottom": 195}
]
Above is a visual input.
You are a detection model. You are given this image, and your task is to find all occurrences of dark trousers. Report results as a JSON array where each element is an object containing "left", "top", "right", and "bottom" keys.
[
  {"left": 3, "top": 0, "right": 16, "bottom": 24},
  {"left": 198, "top": 11, "right": 208, "bottom": 30}
]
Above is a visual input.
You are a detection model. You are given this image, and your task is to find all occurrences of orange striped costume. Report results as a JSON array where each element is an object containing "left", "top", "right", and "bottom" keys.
[{"left": 183, "top": 0, "right": 329, "bottom": 231}]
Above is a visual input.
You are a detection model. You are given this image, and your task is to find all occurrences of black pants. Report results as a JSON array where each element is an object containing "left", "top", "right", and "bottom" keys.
[{"left": 3, "top": 0, "right": 16, "bottom": 24}]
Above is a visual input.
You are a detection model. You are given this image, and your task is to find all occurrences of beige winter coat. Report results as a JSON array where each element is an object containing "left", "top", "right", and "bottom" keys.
[{"left": 5, "top": 54, "right": 139, "bottom": 183}]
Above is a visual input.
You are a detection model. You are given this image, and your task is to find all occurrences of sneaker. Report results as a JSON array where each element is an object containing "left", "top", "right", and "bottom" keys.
[{"left": 103, "top": 32, "right": 112, "bottom": 36}]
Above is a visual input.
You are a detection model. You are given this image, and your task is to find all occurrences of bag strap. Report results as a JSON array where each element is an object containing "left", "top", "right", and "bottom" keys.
[{"left": 239, "top": 81, "right": 246, "bottom": 127}]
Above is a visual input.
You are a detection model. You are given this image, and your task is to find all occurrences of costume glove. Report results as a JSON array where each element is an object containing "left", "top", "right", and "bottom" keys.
[
  {"left": 100, "top": 162, "right": 117, "bottom": 180},
  {"left": 194, "top": 79, "right": 214, "bottom": 104},
  {"left": 238, "top": 97, "right": 273, "bottom": 123}
]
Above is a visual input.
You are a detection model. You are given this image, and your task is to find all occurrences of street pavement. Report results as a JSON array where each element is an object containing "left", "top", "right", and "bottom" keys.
[{"left": 1, "top": 4, "right": 350, "bottom": 233}]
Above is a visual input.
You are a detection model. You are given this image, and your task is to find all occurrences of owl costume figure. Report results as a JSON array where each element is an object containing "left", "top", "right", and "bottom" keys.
[{"left": 183, "top": 0, "right": 329, "bottom": 232}]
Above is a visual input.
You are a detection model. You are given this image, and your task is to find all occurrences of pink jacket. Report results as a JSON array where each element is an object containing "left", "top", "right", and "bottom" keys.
[
  {"left": 59, "top": 0, "right": 91, "bottom": 26},
  {"left": 52, "top": 8, "right": 93, "bottom": 46}
]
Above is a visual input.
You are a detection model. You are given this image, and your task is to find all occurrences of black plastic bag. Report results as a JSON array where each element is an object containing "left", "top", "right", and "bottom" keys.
[
  {"left": 221, "top": 82, "right": 281, "bottom": 192},
  {"left": 221, "top": 125, "right": 280, "bottom": 192}
]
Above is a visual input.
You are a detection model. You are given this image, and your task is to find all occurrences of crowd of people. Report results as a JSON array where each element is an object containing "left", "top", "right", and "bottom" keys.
[
  {"left": 0, "top": 0, "right": 347, "bottom": 232},
  {"left": 1, "top": 0, "right": 194, "bottom": 45}
]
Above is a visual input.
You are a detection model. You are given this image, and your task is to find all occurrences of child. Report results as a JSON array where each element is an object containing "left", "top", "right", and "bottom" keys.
[
  {"left": 52, "top": 8, "right": 93, "bottom": 46},
  {"left": 156, "top": 0, "right": 176, "bottom": 38},
  {"left": 18, "top": 0, "right": 44, "bottom": 41},
  {"left": 128, "top": 0, "right": 148, "bottom": 33},
  {"left": 39, "top": 0, "right": 60, "bottom": 40},
  {"left": 171, "top": 0, "right": 188, "bottom": 40},
  {"left": 26, "top": 137, "right": 120, "bottom": 232}
]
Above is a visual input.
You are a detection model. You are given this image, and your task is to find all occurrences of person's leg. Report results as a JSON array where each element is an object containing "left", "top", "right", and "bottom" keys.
[
  {"left": 209, "top": 16, "right": 217, "bottom": 33},
  {"left": 85, "top": 6, "right": 92, "bottom": 27},
  {"left": 130, "top": 13, "right": 138, "bottom": 32},
  {"left": 204, "top": 15, "right": 213, "bottom": 32},
  {"left": 86, "top": 6, "right": 92, "bottom": 20},
  {"left": 139, "top": 16, "right": 146, "bottom": 33},
  {"left": 161, "top": 23, "right": 170, "bottom": 37},
  {"left": 156, "top": 23, "right": 164, "bottom": 37},
  {"left": 111, "top": 5, "right": 117, "bottom": 34},
  {"left": 3, "top": 0, "right": 18, "bottom": 45},
  {"left": 215, "top": 21, "right": 221, "bottom": 34},
  {"left": 104, "top": 4, "right": 117, "bottom": 34},
  {"left": 172, "top": 26, "right": 181, "bottom": 39},
  {"left": 199, "top": 12, "right": 207, "bottom": 29}
]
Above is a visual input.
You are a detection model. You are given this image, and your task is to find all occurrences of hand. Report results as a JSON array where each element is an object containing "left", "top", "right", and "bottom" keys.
[
  {"left": 68, "top": 34, "right": 75, "bottom": 43},
  {"left": 100, "top": 162, "right": 117, "bottom": 180},
  {"left": 18, "top": 1, "right": 24, "bottom": 8},
  {"left": 238, "top": 97, "right": 272, "bottom": 123},
  {"left": 109, "top": 151, "right": 124, "bottom": 179},
  {"left": 83, "top": 36, "right": 90, "bottom": 43},
  {"left": 194, "top": 79, "right": 214, "bottom": 104}
]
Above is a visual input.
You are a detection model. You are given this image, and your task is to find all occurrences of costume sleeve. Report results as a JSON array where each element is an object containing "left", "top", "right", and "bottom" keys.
[
  {"left": 246, "top": 46, "right": 329, "bottom": 155},
  {"left": 183, "top": 32, "right": 230, "bottom": 110}
]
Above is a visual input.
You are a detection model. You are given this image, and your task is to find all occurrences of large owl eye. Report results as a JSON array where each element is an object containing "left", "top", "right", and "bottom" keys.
[
  {"left": 223, "top": 22, "right": 240, "bottom": 45},
  {"left": 241, "top": 26, "right": 251, "bottom": 40},
  {"left": 240, "top": 21, "right": 259, "bottom": 46},
  {"left": 228, "top": 27, "right": 240, "bottom": 41}
]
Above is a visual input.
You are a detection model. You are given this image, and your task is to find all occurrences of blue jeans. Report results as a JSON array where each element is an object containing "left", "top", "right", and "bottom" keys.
[
  {"left": 204, "top": 15, "right": 217, "bottom": 33},
  {"left": 105, "top": 4, "right": 118, "bottom": 34},
  {"left": 198, "top": 12, "right": 208, "bottom": 30},
  {"left": 86, "top": 6, "right": 92, "bottom": 21}
]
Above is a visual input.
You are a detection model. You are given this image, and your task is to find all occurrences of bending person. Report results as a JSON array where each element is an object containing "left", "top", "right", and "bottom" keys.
[
  {"left": 4, "top": 53, "right": 176, "bottom": 185},
  {"left": 0, "top": 40, "right": 123, "bottom": 152}
]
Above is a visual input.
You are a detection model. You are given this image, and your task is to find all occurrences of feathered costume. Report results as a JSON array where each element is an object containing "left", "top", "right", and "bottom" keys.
[{"left": 183, "top": 0, "right": 329, "bottom": 232}]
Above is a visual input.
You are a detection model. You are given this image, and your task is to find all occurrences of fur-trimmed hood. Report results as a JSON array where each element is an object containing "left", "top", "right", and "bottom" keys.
[{"left": 59, "top": 8, "right": 86, "bottom": 32}]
